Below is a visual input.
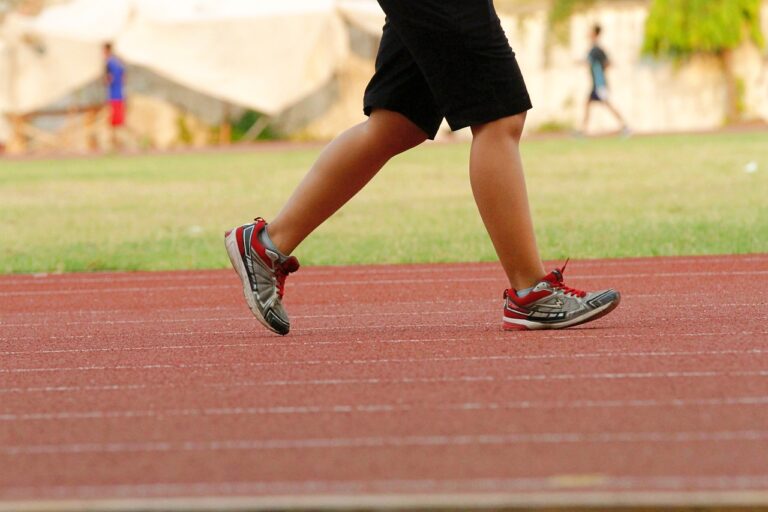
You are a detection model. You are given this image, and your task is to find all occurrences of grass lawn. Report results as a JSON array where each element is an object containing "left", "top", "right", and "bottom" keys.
[{"left": 1, "top": 131, "right": 766, "bottom": 274}]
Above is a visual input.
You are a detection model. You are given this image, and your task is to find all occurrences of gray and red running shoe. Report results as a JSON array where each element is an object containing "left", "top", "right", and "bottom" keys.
[
  {"left": 503, "top": 261, "right": 620, "bottom": 331},
  {"left": 224, "top": 218, "right": 299, "bottom": 335}
]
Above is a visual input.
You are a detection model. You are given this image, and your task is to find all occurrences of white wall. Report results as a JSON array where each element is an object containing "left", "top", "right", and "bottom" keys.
[{"left": 505, "top": 0, "right": 768, "bottom": 134}]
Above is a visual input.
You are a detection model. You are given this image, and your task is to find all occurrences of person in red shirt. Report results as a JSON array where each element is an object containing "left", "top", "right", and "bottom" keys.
[{"left": 104, "top": 43, "right": 126, "bottom": 149}]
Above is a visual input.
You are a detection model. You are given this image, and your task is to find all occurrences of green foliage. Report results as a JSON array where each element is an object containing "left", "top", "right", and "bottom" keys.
[
  {"left": 550, "top": 0, "right": 595, "bottom": 27},
  {"left": 548, "top": 0, "right": 596, "bottom": 43},
  {"left": 643, "top": 0, "right": 765, "bottom": 58},
  {"left": 176, "top": 115, "right": 194, "bottom": 145},
  {"left": 535, "top": 119, "right": 573, "bottom": 133},
  {"left": 735, "top": 77, "right": 747, "bottom": 116},
  {"left": 232, "top": 110, "right": 279, "bottom": 142}
]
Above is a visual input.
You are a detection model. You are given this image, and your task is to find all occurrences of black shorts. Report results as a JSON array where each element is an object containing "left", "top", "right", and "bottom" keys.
[
  {"left": 363, "top": 0, "right": 532, "bottom": 140},
  {"left": 589, "top": 87, "right": 608, "bottom": 102}
]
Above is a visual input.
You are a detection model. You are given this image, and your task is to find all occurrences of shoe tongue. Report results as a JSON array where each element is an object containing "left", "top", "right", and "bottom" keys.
[{"left": 545, "top": 268, "right": 564, "bottom": 284}]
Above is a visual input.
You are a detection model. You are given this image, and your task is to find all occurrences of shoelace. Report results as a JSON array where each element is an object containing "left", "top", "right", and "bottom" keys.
[
  {"left": 551, "top": 258, "right": 586, "bottom": 298},
  {"left": 274, "top": 256, "right": 300, "bottom": 299},
  {"left": 252, "top": 218, "right": 300, "bottom": 300}
]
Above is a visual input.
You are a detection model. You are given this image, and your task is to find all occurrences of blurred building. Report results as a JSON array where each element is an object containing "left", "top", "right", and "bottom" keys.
[{"left": 1, "top": 0, "right": 767, "bottom": 154}]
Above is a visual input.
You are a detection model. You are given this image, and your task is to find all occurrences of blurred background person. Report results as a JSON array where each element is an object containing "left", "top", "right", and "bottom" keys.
[
  {"left": 582, "top": 24, "right": 629, "bottom": 136},
  {"left": 104, "top": 42, "right": 126, "bottom": 150}
]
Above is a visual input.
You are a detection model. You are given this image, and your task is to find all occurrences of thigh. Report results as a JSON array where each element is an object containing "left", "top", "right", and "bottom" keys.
[{"left": 377, "top": 0, "right": 532, "bottom": 131}]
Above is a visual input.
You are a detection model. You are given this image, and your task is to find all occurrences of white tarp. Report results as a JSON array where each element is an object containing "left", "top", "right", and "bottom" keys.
[
  {"left": 118, "top": 0, "right": 349, "bottom": 115},
  {"left": 0, "top": 0, "right": 382, "bottom": 124},
  {"left": 0, "top": 13, "right": 103, "bottom": 114},
  {"left": 337, "top": 0, "right": 385, "bottom": 36},
  {"left": 29, "top": 0, "right": 132, "bottom": 42}
]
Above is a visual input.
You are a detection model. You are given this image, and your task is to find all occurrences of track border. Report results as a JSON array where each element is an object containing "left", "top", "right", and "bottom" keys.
[{"left": 3, "top": 491, "right": 768, "bottom": 512}]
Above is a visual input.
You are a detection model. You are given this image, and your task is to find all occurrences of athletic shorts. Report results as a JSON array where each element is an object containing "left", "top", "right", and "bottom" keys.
[
  {"left": 589, "top": 86, "right": 609, "bottom": 102},
  {"left": 110, "top": 99, "right": 125, "bottom": 127},
  {"left": 363, "top": 0, "right": 532, "bottom": 140}
]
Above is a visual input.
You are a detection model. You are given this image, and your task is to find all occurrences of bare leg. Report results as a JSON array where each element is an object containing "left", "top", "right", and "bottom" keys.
[
  {"left": 582, "top": 99, "right": 592, "bottom": 133},
  {"left": 603, "top": 101, "right": 627, "bottom": 128},
  {"left": 603, "top": 100, "right": 627, "bottom": 129},
  {"left": 470, "top": 113, "right": 546, "bottom": 290},
  {"left": 268, "top": 109, "right": 428, "bottom": 254}
]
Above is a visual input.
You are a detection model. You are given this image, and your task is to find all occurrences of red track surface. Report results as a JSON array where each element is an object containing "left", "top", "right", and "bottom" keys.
[{"left": 1, "top": 254, "right": 767, "bottom": 509}]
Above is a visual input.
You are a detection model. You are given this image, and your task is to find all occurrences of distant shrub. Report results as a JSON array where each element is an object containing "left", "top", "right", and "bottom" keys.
[{"left": 232, "top": 110, "right": 280, "bottom": 142}]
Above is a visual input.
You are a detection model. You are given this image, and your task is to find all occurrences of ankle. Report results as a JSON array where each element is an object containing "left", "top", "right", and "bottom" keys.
[
  {"left": 510, "top": 275, "right": 543, "bottom": 292},
  {"left": 508, "top": 266, "right": 547, "bottom": 291},
  {"left": 259, "top": 225, "right": 291, "bottom": 260}
]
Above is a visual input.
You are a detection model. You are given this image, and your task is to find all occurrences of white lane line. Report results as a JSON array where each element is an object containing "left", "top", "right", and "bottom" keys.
[
  {"left": 4, "top": 474, "right": 768, "bottom": 499},
  {"left": 1, "top": 270, "right": 766, "bottom": 296},
  {"left": 0, "top": 321, "right": 498, "bottom": 342},
  {"left": 3, "top": 479, "right": 768, "bottom": 510},
  {"left": 3, "top": 303, "right": 766, "bottom": 329},
  {"left": 0, "top": 285, "right": 226, "bottom": 297},
  {"left": 2, "top": 370, "right": 768, "bottom": 395},
  {"left": 1, "top": 254, "right": 764, "bottom": 285},
  {"left": 3, "top": 319, "right": 767, "bottom": 346},
  {"left": 5, "top": 321, "right": 768, "bottom": 343},
  {"left": 2, "top": 396, "right": 767, "bottom": 422},
  {"left": 228, "top": 370, "right": 768, "bottom": 386},
  {"left": 0, "top": 316, "right": 245, "bottom": 328},
  {"left": 4, "top": 331, "right": 767, "bottom": 357},
  {"left": 0, "top": 305, "right": 234, "bottom": 319},
  {"left": 0, "top": 342, "right": 258, "bottom": 356},
  {"left": 0, "top": 293, "right": 749, "bottom": 320},
  {"left": 0, "top": 383, "right": 154, "bottom": 395},
  {"left": 0, "top": 309, "right": 490, "bottom": 328},
  {"left": 0, "top": 338, "right": 768, "bottom": 358},
  {"left": 4, "top": 430, "right": 768, "bottom": 456},
  {"left": 2, "top": 348, "right": 767, "bottom": 374}
]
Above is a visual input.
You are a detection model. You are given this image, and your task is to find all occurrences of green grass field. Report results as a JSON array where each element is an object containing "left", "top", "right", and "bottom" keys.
[{"left": 1, "top": 132, "right": 766, "bottom": 274}]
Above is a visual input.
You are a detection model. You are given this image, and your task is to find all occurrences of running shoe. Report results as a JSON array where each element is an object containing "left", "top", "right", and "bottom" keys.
[
  {"left": 503, "top": 261, "right": 620, "bottom": 331},
  {"left": 224, "top": 218, "right": 300, "bottom": 335}
]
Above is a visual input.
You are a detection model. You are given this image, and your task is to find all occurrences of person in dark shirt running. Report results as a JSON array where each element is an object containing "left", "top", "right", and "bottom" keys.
[
  {"left": 582, "top": 25, "right": 629, "bottom": 135},
  {"left": 104, "top": 43, "right": 126, "bottom": 150}
]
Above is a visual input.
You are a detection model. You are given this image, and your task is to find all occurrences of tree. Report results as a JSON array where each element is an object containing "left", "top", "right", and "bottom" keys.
[
  {"left": 643, "top": 0, "right": 765, "bottom": 123},
  {"left": 548, "top": 0, "right": 596, "bottom": 43},
  {"left": 549, "top": 0, "right": 596, "bottom": 28}
]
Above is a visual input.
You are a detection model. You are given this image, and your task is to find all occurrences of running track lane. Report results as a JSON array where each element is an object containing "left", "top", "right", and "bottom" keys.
[{"left": 0, "top": 254, "right": 767, "bottom": 511}]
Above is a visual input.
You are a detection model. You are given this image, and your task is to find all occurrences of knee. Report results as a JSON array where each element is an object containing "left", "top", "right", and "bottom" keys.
[
  {"left": 471, "top": 112, "right": 526, "bottom": 143},
  {"left": 366, "top": 110, "right": 428, "bottom": 156}
]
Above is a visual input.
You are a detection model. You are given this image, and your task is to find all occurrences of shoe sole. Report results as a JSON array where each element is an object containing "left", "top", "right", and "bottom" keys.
[
  {"left": 503, "top": 293, "right": 621, "bottom": 331},
  {"left": 224, "top": 228, "right": 285, "bottom": 335}
]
